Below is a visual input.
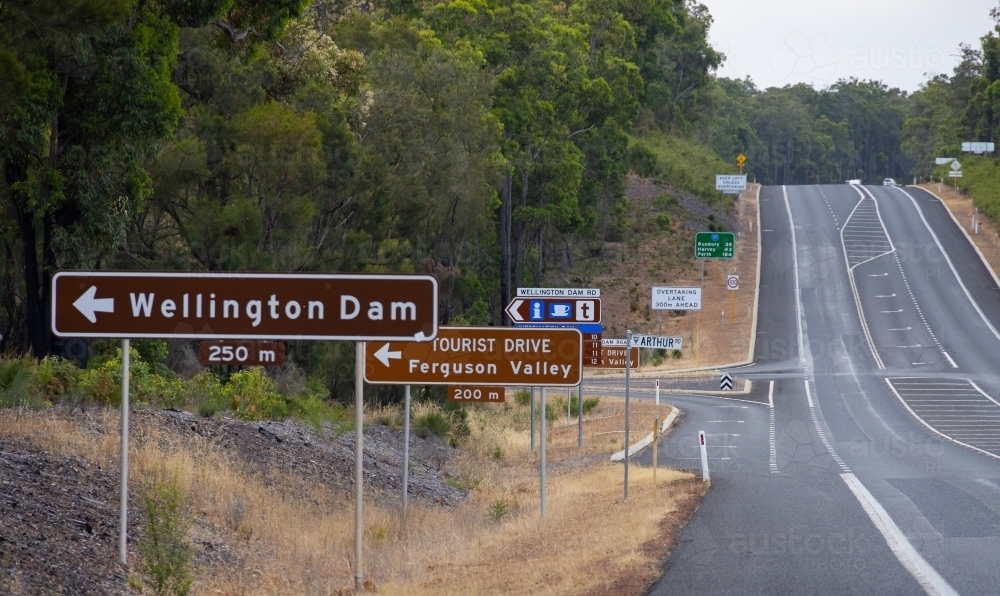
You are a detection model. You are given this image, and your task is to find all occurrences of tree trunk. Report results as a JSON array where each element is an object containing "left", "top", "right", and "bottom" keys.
[
  {"left": 513, "top": 168, "right": 530, "bottom": 300},
  {"left": 500, "top": 173, "right": 513, "bottom": 325}
]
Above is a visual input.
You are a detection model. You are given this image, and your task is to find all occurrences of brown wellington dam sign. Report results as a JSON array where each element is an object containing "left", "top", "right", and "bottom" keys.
[
  {"left": 52, "top": 271, "right": 437, "bottom": 341},
  {"left": 199, "top": 341, "right": 286, "bottom": 366},
  {"left": 364, "top": 327, "right": 582, "bottom": 387}
]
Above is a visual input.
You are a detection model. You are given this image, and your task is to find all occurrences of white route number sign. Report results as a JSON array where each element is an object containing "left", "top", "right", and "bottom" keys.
[
  {"left": 727, "top": 275, "right": 739, "bottom": 291},
  {"left": 651, "top": 287, "right": 701, "bottom": 311}
]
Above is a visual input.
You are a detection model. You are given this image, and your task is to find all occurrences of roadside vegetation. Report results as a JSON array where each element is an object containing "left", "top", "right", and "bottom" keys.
[{"left": 0, "top": 391, "right": 702, "bottom": 595}]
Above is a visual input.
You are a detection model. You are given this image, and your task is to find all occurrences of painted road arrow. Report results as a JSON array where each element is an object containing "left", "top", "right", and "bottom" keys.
[
  {"left": 73, "top": 286, "right": 115, "bottom": 323},
  {"left": 52, "top": 271, "right": 438, "bottom": 341},
  {"left": 374, "top": 343, "right": 402, "bottom": 366}
]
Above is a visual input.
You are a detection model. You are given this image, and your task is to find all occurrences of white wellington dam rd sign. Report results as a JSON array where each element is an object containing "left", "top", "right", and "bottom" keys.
[
  {"left": 52, "top": 271, "right": 439, "bottom": 340},
  {"left": 630, "top": 334, "right": 683, "bottom": 349},
  {"left": 651, "top": 287, "right": 702, "bottom": 310}
]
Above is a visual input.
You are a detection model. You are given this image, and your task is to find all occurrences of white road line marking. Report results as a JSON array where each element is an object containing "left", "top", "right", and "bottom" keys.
[
  {"left": 868, "top": 273, "right": 888, "bottom": 276},
  {"left": 769, "top": 380, "right": 778, "bottom": 473},
  {"left": 881, "top": 310, "right": 904, "bottom": 313},
  {"left": 841, "top": 473, "right": 959, "bottom": 596},
  {"left": 875, "top": 294, "right": 897, "bottom": 298},
  {"left": 888, "top": 327, "right": 912, "bottom": 331},
  {"left": 885, "top": 379, "right": 1000, "bottom": 462},
  {"left": 896, "top": 186, "right": 1000, "bottom": 346}
]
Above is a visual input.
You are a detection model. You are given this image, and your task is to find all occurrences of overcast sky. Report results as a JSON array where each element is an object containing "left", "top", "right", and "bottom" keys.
[{"left": 702, "top": 0, "right": 997, "bottom": 92}]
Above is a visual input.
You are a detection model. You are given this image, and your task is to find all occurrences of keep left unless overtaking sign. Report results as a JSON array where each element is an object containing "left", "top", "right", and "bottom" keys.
[{"left": 52, "top": 271, "right": 438, "bottom": 341}]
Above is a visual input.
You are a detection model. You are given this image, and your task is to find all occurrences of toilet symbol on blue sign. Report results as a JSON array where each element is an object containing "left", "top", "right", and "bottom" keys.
[{"left": 530, "top": 300, "right": 545, "bottom": 320}]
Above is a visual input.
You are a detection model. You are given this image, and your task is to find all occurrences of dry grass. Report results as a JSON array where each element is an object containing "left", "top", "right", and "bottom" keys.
[{"left": 0, "top": 396, "right": 702, "bottom": 595}]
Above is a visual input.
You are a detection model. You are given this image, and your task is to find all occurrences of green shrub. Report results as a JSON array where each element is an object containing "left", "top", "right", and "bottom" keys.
[
  {"left": 653, "top": 194, "right": 679, "bottom": 210},
  {"left": 488, "top": 499, "right": 509, "bottom": 523},
  {"left": 224, "top": 368, "right": 287, "bottom": 420},
  {"left": 30, "top": 357, "right": 80, "bottom": 403},
  {"left": 655, "top": 212, "right": 672, "bottom": 231},
  {"left": 513, "top": 388, "right": 530, "bottom": 406},
  {"left": 567, "top": 395, "right": 600, "bottom": 416},
  {"left": 0, "top": 356, "right": 36, "bottom": 408},
  {"left": 138, "top": 472, "right": 193, "bottom": 596},
  {"left": 414, "top": 411, "right": 450, "bottom": 439}
]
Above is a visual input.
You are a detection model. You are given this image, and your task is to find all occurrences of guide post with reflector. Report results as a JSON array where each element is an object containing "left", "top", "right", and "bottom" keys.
[{"left": 699, "top": 430, "right": 710, "bottom": 482}]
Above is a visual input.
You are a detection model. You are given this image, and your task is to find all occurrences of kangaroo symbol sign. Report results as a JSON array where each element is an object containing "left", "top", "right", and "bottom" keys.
[{"left": 52, "top": 271, "right": 438, "bottom": 341}]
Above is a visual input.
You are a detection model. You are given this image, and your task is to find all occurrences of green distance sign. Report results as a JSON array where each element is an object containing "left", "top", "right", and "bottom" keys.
[{"left": 695, "top": 232, "right": 735, "bottom": 259}]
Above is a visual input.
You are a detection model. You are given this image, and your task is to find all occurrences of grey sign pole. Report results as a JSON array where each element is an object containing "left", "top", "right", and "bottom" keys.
[
  {"left": 530, "top": 387, "right": 536, "bottom": 452},
  {"left": 624, "top": 329, "right": 631, "bottom": 500},
  {"left": 540, "top": 387, "right": 547, "bottom": 518},
  {"left": 118, "top": 339, "right": 130, "bottom": 565},
  {"left": 402, "top": 384, "right": 410, "bottom": 519},
  {"left": 566, "top": 386, "right": 571, "bottom": 425},
  {"left": 578, "top": 382, "right": 584, "bottom": 448},
  {"left": 354, "top": 342, "right": 364, "bottom": 591}
]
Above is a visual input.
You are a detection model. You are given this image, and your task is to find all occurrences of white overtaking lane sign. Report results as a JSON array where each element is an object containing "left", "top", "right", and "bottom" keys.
[{"left": 651, "top": 287, "right": 701, "bottom": 310}]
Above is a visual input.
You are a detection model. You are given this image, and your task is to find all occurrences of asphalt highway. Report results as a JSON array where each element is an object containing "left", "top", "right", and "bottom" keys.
[{"left": 605, "top": 184, "right": 1000, "bottom": 595}]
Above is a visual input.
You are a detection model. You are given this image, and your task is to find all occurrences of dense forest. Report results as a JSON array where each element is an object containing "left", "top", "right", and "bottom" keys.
[{"left": 3, "top": 0, "right": 1000, "bottom": 398}]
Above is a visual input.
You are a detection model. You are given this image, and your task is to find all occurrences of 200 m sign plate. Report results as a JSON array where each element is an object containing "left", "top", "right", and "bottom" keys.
[{"left": 52, "top": 271, "right": 438, "bottom": 341}]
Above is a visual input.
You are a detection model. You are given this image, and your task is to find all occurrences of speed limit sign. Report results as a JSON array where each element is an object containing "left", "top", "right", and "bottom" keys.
[{"left": 726, "top": 275, "right": 740, "bottom": 290}]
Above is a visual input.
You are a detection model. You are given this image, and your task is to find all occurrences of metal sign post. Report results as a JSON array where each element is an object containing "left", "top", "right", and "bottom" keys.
[
  {"left": 623, "top": 329, "right": 632, "bottom": 500},
  {"left": 118, "top": 339, "right": 129, "bottom": 565},
  {"left": 354, "top": 342, "right": 364, "bottom": 591},
  {"left": 402, "top": 385, "right": 410, "bottom": 520},
  {"left": 540, "top": 387, "right": 547, "bottom": 518},
  {"left": 530, "top": 387, "right": 536, "bottom": 452},
  {"left": 578, "top": 382, "right": 584, "bottom": 448}
]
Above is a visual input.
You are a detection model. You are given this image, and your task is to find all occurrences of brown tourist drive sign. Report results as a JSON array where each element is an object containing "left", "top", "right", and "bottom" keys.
[
  {"left": 364, "top": 327, "right": 582, "bottom": 387},
  {"left": 52, "top": 271, "right": 438, "bottom": 341}
]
